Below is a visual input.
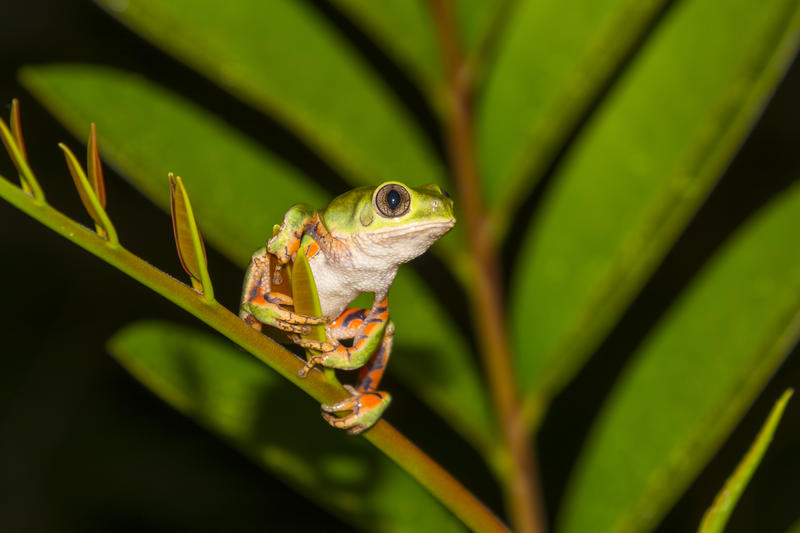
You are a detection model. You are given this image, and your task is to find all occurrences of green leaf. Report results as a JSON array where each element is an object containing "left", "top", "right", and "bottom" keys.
[
  {"left": 21, "top": 64, "right": 495, "bottom": 455},
  {"left": 169, "top": 173, "right": 213, "bottom": 299},
  {"left": 698, "top": 389, "right": 793, "bottom": 533},
  {"left": 293, "top": 245, "right": 327, "bottom": 345},
  {"left": 327, "top": 0, "right": 442, "bottom": 96},
  {"left": 478, "top": 0, "right": 669, "bottom": 213},
  {"left": 108, "top": 321, "right": 465, "bottom": 533},
  {"left": 95, "top": 0, "right": 445, "bottom": 189},
  {"left": 557, "top": 183, "right": 800, "bottom": 533},
  {"left": 787, "top": 519, "right": 800, "bottom": 533},
  {"left": 0, "top": 110, "right": 44, "bottom": 201},
  {"left": 510, "top": 0, "right": 800, "bottom": 409}
]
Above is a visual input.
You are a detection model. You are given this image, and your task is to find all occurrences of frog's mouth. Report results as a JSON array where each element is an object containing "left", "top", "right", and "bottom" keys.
[{"left": 370, "top": 218, "right": 456, "bottom": 238}]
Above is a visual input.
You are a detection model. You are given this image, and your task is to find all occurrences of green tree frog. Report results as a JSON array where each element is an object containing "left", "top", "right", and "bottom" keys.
[{"left": 240, "top": 182, "right": 456, "bottom": 434}]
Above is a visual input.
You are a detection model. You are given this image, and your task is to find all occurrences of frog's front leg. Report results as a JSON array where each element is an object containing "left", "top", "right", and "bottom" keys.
[
  {"left": 295, "top": 299, "right": 393, "bottom": 435},
  {"left": 239, "top": 247, "right": 326, "bottom": 335},
  {"left": 267, "top": 204, "right": 324, "bottom": 264}
]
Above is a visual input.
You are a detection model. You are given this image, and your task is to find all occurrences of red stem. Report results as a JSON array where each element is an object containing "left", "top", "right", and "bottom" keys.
[{"left": 429, "top": 2, "right": 547, "bottom": 532}]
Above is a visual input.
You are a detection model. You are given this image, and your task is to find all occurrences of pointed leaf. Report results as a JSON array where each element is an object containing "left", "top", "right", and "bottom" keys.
[
  {"left": 95, "top": 0, "right": 445, "bottom": 189},
  {"left": 558, "top": 183, "right": 800, "bottom": 533},
  {"left": 0, "top": 112, "right": 44, "bottom": 201},
  {"left": 9, "top": 98, "right": 32, "bottom": 195},
  {"left": 21, "top": 65, "right": 495, "bottom": 454},
  {"left": 109, "top": 321, "right": 465, "bottom": 533},
  {"left": 10, "top": 99, "right": 27, "bottom": 161},
  {"left": 87, "top": 122, "right": 106, "bottom": 208},
  {"left": 511, "top": 0, "right": 800, "bottom": 406},
  {"left": 58, "top": 142, "right": 118, "bottom": 245},
  {"left": 698, "top": 389, "right": 793, "bottom": 533},
  {"left": 170, "top": 173, "right": 213, "bottom": 299},
  {"left": 292, "top": 245, "right": 326, "bottom": 344}
]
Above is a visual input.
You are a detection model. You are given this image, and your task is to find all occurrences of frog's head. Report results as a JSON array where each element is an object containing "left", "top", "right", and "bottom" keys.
[{"left": 322, "top": 181, "right": 456, "bottom": 265}]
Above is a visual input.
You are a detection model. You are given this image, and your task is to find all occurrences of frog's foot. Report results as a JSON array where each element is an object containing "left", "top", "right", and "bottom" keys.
[
  {"left": 321, "top": 385, "right": 391, "bottom": 435},
  {"left": 243, "top": 293, "right": 326, "bottom": 335}
]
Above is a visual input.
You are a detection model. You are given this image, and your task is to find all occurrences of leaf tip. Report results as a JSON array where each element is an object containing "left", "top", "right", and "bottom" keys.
[
  {"left": 169, "top": 172, "right": 214, "bottom": 301},
  {"left": 87, "top": 122, "right": 107, "bottom": 208},
  {"left": 1, "top": 100, "right": 44, "bottom": 200}
]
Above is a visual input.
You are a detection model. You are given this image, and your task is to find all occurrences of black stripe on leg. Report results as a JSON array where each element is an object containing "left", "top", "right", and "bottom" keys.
[{"left": 342, "top": 309, "right": 367, "bottom": 327}]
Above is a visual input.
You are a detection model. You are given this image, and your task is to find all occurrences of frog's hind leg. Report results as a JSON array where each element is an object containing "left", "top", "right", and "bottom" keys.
[
  {"left": 297, "top": 299, "right": 390, "bottom": 375},
  {"left": 295, "top": 298, "right": 393, "bottom": 435},
  {"left": 320, "top": 321, "right": 394, "bottom": 435}
]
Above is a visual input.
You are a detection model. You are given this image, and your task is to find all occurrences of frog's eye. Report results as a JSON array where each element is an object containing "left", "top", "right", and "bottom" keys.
[{"left": 375, "top": 184, "right": 411, "bottom": 218}]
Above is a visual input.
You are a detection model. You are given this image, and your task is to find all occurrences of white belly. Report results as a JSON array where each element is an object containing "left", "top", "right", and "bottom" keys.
[{"left": 308, "top": 251, "right": 397, "bottom": 320}]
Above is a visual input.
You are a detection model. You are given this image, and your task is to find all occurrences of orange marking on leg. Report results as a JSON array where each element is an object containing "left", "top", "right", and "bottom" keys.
[
  {"left": 304, "top": 240, "right": 321, "bottom": 259},
  {"left": 362, "top": 321, "right": 380, "bottom": 336},
  {"left": 359, "top": 392, "right": 385, "bottom": 409},
  {"left": 250, "top": 294, "right": 268, "bottom": 306}
]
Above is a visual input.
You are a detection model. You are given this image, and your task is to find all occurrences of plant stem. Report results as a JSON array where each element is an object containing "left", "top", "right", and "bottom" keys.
[
  {"left": 0, "top": 174, "right": 509, "bottom": 533},
  {"left": 429, "top": 2, "right": 547, "bottom": 532}
]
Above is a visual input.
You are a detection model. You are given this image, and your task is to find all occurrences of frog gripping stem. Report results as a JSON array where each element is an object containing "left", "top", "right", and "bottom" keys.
[{"left": 242, "top": 182, "right": 454, "bottom": 435}]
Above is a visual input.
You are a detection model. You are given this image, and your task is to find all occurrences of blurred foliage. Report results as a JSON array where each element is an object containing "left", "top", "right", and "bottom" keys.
[{"left": 2, "top": 0, "right": 800, "bottom": 531}]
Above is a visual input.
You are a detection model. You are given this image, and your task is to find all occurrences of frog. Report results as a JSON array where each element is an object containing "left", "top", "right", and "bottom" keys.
[{"left": 240, "top": 181, "right": 455, "bottom": 434}]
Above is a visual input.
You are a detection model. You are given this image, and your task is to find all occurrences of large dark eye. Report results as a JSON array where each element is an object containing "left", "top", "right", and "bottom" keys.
[{"left": 375, "top": 184, "right": 411, "bottom": 218}]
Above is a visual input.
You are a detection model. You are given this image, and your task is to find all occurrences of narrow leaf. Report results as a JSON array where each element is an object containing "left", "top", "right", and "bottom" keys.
[
  {"left": 10, "top": 99, "right": 27, "bottom": 161},
  {"left": 511, "top": 0, "right": 800, "bottom": 409},
  {"left": 558, "top": 183, "right": 800, "bottom": 533},
  {"left": 87, "top": 122, "right": 106, "bottom": 207},
  {"left": 58, "top": 142, "right": 118, "bottom": 245},
  {"left": 21, "top": 64, "right": 495, "bottom": 454},
  {"left": 109, "top": 321, "right": 466, "bottom": 533},
  {"left": 9, "top": 98, "right": 32, "bottom": 195},
  {"left": 292, "top": 245, "right": 327, "bottom": 344},
  {"left": 95, "top": 0, "right": 446, "bottom": 189},
  {"left": 698, "top": 389, "right": 794, "bottom": 533},
  {"left": 0, "top": 111, "right": 44, "bottom": 201},
  {"left": 170, "top": 173, "right": 213, "bottom": 301}
]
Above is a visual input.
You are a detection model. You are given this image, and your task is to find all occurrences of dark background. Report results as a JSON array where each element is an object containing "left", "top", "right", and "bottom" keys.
[{"left": 1, "top": 1, "right": 799, "bottom": 532}]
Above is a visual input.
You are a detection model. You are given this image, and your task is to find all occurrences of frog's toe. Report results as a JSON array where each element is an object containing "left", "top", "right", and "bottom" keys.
[
  {"left": 289, "top": 336, "right": 336, "bottom": 352},
  {"left": 320, "top": 390, "right": 391, "bottom": 435},
  {"left": 276, "top": 321, "right": 312, "bottom": 335},
  {"left": 298, "top": 353, "right": 327, "bottom": 377}
]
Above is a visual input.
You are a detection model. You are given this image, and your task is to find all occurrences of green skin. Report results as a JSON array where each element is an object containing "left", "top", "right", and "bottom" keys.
[{"left": 240, "top": 181, "right": 455, "bottom": 434}]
